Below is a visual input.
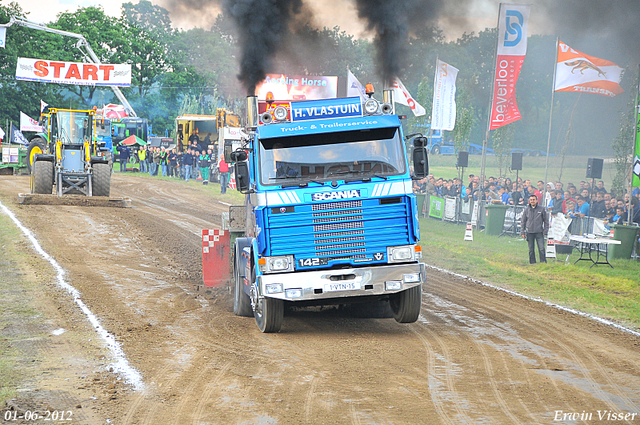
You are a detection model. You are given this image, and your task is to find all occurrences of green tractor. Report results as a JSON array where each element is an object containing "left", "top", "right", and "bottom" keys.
[{"left": 27, "top": 108, "right": 111, "bottom": 196}]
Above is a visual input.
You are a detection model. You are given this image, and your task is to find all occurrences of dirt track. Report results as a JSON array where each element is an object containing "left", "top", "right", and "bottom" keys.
[{"left": 1, "top": 174, "right": 639, "bottom": 425}]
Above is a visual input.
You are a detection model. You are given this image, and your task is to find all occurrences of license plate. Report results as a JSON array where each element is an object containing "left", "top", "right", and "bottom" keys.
[{"left": 324, "top": 282, "right": 361, "bottom": 292}]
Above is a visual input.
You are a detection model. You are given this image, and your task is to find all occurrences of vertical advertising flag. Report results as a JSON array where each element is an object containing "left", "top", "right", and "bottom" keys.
[
  {"left": 390, "top": 78, "right": 426, "bottom": 117},
  {"left": 431, "top": 59, "right": 459, "bottom": 131},
  {"left": 489, "top": 3, "right": 531, "bottom": 130},
  {"left": 555, "top": 42, "right": 624, "bottom": 97}
]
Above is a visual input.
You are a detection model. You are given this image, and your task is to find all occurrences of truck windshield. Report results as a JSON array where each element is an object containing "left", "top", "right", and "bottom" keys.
[
  {"left": 56, "top": 111, "right": 92, "bottom": 145},
  {"left": 259, "top": 127, "right": 406, "bottom": 186}
]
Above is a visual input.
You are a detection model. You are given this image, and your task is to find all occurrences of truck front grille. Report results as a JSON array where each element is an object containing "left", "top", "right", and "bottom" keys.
[{"left": 267, "top": 197, "right": 413, "bottom": 265}]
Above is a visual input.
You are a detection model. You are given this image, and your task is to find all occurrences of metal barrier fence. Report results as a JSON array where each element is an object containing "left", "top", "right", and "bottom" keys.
[{"left": 419, "top": 194, "right": 607, "bottom": 238}]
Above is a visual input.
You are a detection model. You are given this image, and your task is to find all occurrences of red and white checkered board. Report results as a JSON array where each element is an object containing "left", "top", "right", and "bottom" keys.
[{"left": 202, "top": 229, "right": 231, "bottom": 287}]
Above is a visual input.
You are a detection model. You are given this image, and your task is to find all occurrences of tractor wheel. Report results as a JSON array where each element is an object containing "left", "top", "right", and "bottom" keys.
[
  {"left": 254, "top": 295, "right": 284, "bottom": 333},
  {"left": 33, "top": 160, "right": 54, "bottom": 194},
  {"left": 92, "top": 163, "right": 111, "bottom": 197},
  {"left": 389, "top": 284, "right": 422, "bottom": 323},
  {"left": 26, "top": 138, "right": 46, "bottom": 173},
  {"left": 233, "top": 245, "right": 253, "bottom": 317}
]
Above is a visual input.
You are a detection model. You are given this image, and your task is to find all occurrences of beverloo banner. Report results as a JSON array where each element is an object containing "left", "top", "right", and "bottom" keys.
[{"left": 489, "top": 3, "right": 531, "bottom": 130}]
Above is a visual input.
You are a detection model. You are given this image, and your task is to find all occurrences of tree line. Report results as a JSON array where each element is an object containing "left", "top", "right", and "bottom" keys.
[{"left": 0, "top": 1, "right": 635, "bottom": 158}]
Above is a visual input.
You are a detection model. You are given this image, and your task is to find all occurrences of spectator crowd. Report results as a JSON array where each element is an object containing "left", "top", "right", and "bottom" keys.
[
  {"left": 115, "top": 137, "right": 232, "bottom": 194},
  {"left": 413, "top": 174, "right": 640, "bottom": 226}
]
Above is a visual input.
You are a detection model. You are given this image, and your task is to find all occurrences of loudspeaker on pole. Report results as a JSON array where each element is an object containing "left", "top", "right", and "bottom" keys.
[
  {"left": 457, "top": 151, "right": 469, "bottom": 168},
  {"left": 586, "top": 158, "right": 603, "bottom": 179},
  {"left": 511, "top": 152, "right": 523, "bottom": 171}
]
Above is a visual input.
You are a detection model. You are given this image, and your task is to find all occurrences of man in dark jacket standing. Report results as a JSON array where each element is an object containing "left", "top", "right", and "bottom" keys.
[{"left": 521, "top": 194, "right": 549, "bottom": 264}]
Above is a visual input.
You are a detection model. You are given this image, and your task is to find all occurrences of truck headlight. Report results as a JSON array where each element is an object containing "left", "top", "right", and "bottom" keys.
[
  {"left": 259, "top": 255, "right": 295, "bottom": 273},
  {"left": 387, "top": 245, "right": 415, "bottom": 263},
  {"left": 273, "top": 106, "right": 288, "bottom": 121},
  {"left": 364, "top": 99, "right": 379, "bottom": 115}
]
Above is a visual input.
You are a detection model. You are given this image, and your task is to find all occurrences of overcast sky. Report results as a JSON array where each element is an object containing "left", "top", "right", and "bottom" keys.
[{"left": 15, "top": 0, "right": 496, "bottom": 40}]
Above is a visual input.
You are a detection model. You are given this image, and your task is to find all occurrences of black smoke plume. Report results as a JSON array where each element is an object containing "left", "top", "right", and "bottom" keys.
[
  {"left": 224, "top": 0, "right": 305, "bottom": 95},
  {"left": 352, "top": 0, "right": 448, "bottom": 84}
]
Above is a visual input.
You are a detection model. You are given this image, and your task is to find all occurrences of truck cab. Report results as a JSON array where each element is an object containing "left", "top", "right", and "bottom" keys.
[{"left": 231, "top": 92, "right": 428, "bottom": 332}]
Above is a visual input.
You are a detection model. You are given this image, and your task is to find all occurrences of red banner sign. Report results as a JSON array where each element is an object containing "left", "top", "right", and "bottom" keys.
[
  {"left": 489, "top": 4, "right": 530, "bottom": 130},
  {"left": 16, "top": 57, "right": 131, "bottom": 87}
]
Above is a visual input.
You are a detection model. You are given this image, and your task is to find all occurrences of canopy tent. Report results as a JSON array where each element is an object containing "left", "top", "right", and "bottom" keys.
[{"left": 120, "top": 135, "right": 147, "bottom": 146}]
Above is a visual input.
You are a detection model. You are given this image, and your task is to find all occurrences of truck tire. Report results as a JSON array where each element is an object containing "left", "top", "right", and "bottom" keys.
[
  {"left": 389, "top": 284, "right": 422, "bottom": 323},
  {"left": 27, "top": 138, "right": 46, "bottom": 173},
  {"left": 233, "top": 245, "right": 253, "bottom": 317},
  {"left": 92, "top": 163, "right": 111, "bottom": 197},
  {"left": 33, "top": 160, "right": 54, "bottom": 194},
  {"left": 254, "top": 295, "right": 284, "bottom": 333},
  {"left": 431, "top": 145, "right": 441, "bottom": 155}
]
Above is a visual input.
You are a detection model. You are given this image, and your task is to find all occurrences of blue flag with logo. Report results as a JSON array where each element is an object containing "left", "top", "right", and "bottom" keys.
[{"left": 10, "top": 123, "right": 29, "bottom": 145}]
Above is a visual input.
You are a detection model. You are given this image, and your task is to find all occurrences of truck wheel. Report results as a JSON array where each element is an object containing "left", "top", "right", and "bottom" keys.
[
  {"left": 254, "top": 295, "right": 284, "bottom": 333},
  {"left": 92, "top": 163, "right": 111, "bottom": 197},
  {"left": 27, "top": 138, "right": 46, "bottom": 173},
  {"left": 389, "top": 284, "right": 422, "bottom": 323},
  {"left": 33, "top": 160, "right": 53, "bottom": 194},
  {"left": 233, "top": 246, "right": 253, "bottom": 317},
  {"left": 432, "top": 145, "right": 441, "bottom": 155}
]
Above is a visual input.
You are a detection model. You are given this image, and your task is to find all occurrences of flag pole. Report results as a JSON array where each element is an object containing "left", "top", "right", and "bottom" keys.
[
  {"left": 480, "top": 3, "right": 503, "bottom": 187},
  {"left": 543, "top": 37, "right": 559, "bottom": 205},
  {"left": 627, "top": 64, "right": 640, "bottom": 225}
]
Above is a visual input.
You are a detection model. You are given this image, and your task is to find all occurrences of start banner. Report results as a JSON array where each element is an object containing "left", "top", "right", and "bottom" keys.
[{"left": 16, "top": 57, "right": 131, "bottom": 87}]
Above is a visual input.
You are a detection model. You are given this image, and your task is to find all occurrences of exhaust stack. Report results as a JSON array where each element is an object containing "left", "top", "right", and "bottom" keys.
[
  {"left": 246, "top": 96, "right": 259, "bottom": 130},
  {"left": 383, "top": 89, "right": 395, "bottom": 115}
]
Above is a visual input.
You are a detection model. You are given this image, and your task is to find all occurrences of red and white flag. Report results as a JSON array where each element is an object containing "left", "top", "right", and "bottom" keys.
[
  {"left": 389, "top": 77, "right": 426, "bottom": 117},
  {"left": 489, "top": 3, "right": 531, "bottom": 130},
  {"left": 20, "top": 111, "right": 44, "bottom": 132},
  {"left": 555, "top": 41, "right": 624, "bottom": 97}
]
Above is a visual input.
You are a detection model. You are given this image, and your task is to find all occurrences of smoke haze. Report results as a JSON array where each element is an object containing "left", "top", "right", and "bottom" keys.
[{"left": 159, "top": 0, "right": 640, "bottom": 90}]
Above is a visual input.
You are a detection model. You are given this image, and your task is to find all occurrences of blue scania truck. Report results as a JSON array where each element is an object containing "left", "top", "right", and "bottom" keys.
[{"left": 229, "top": 89, "right": 428, "bottom": 332}]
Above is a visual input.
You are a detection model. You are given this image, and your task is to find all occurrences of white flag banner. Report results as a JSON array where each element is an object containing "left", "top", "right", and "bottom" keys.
[
  {"left": 389, "top": 78, "right": 426, "bottom": 116},
  {"left": 20, "top": 111, "right": 44, "bottom": 132},
  {"left": 16, "top": 57, "right": 131, "bottom": 86},
  {"left": 347, "top": 69, "right": 367, "bottom": 101},
  {"left": 431, "top": 59, "right": 459, "bottom": 131},
  {"left": 0, "top": 27, "right": 6, "bottom": 49},
  {"left": 0, "top": 126, "right": 5, "bottom": 139},
  {"left": 41, "top": 99, "right": 48, "bottom": 112}
]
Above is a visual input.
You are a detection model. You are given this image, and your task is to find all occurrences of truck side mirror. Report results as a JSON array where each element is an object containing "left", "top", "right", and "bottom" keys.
[
  {"left": 230, "top": 149, "right": 247, "bottom": 163},
  {"left": 235, "top": 160, "right": 250, "bottom": 193},
  {"left": 412, "top": 137, "right": 429, "bottom": 178}
]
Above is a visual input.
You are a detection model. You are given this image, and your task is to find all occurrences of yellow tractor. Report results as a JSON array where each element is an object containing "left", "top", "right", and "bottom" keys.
[{"left": 27, "top": 108, "right": 111, "bottom": 196}]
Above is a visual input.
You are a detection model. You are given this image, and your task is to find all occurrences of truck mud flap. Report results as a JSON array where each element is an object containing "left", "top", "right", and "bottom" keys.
[{"left": 202, "top": 229, "right": 231, "bottom": 287}]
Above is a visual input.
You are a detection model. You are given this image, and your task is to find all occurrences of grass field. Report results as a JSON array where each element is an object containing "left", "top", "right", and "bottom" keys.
[
  {"left": 418, "top": 217, "right": 640, "bottom": 331},
  {"left": 428, "top": 154, "right": 617, "bottom": 189}
]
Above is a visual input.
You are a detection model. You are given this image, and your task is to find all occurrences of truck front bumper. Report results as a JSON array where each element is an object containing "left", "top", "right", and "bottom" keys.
[{"left": 257, "top": 262, "right": 426, "bottom": 302}]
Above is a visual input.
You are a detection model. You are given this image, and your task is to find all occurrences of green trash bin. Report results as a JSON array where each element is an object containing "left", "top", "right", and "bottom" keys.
[
  {"left": 485, "top": 204, "right": 510, "bottom": 236},
  {"left": 608, "top": 224, "right": 640, "bottom": 260}
]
